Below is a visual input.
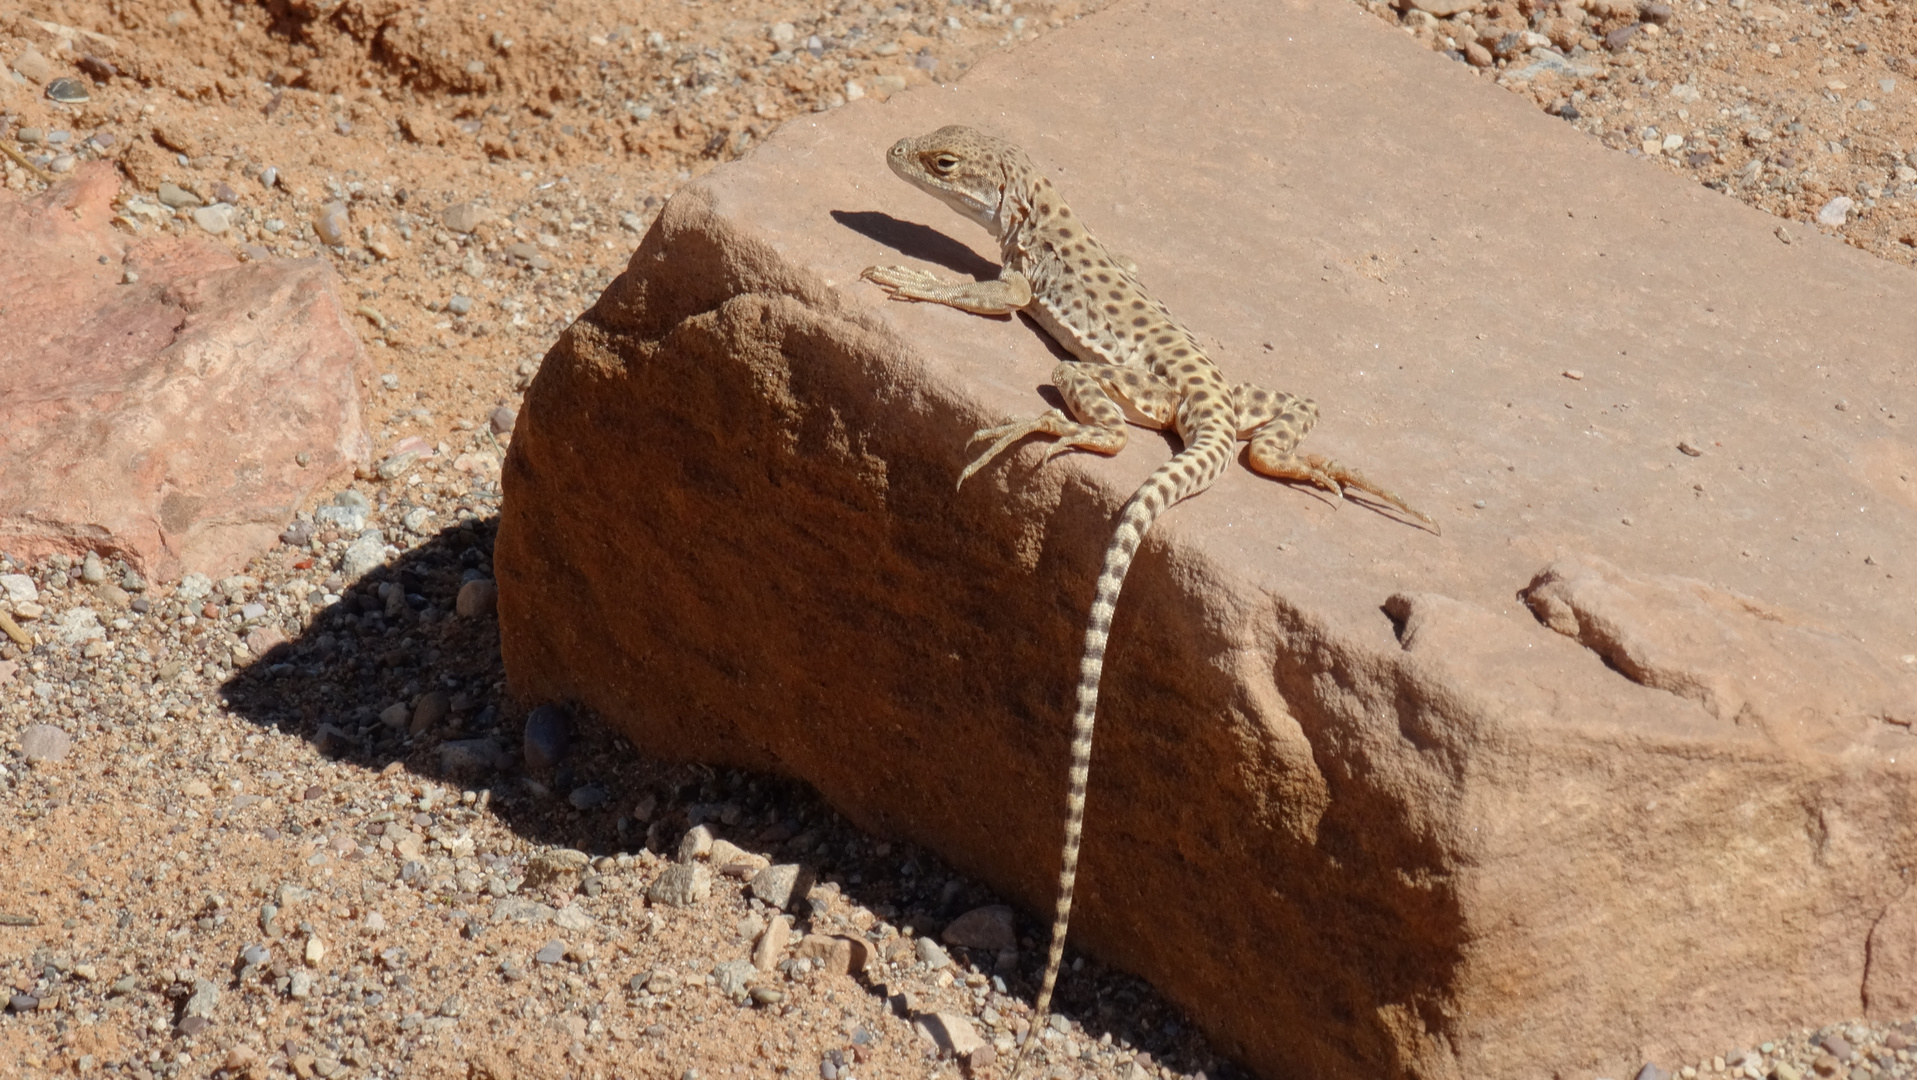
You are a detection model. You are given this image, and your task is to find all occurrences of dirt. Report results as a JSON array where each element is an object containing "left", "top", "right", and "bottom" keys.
[
  {"left": 1, "top": 0, "right": 1915, "bottom": 1077},
  {"left": 1358, "top": 0, "right": 1917, "bottom": 263}
]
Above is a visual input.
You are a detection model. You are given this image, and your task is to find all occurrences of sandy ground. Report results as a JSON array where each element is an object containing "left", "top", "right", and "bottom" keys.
[{"left": 2, "top": 0, "right": 1916, "bottom": 1078}]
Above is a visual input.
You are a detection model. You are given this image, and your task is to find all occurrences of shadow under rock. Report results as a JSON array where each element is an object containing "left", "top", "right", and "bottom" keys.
[
  {"left": 215, "top": 515, "right": 1234, "bottom": 1078},
  {"left": 213, "top": 513, "right": 615, "bottom": 854}
]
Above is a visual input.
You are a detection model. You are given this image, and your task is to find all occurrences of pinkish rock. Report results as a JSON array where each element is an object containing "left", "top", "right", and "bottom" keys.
[
  {"left": 244, "top": 624, "right": 289, "bottom": 657},
  {"left": 492, "top": 0, "right": 1917, "bottom": 1076},
  {"left": 1522, "top": 555, "right": 1915, "bottom": 740},
  {"left": 20, "top": 724, "right": 72, "bottom": 763},
  {"left": 1866, "top": 891, "right": 1917, "bottom": 1017},
  {"left": 0, "top": 164, "right": 369, "bottom": 583}
]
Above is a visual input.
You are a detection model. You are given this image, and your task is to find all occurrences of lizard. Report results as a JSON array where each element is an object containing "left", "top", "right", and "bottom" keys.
[{"left": 859, "top": 125, "right": 1436, "bottom": 1072}]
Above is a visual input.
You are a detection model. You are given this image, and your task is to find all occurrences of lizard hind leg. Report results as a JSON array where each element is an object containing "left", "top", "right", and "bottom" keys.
[
  {"left": 957, "top": 362, "right": 1135, "bottom": 488},
  {"left": 1233, "top": 382, "right": 1440, "bottom": 533}
]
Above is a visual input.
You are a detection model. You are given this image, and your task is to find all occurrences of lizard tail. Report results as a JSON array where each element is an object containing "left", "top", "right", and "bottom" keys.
[{"left": 1014, "top": 419, "right": 1237, "bottom": 1079}]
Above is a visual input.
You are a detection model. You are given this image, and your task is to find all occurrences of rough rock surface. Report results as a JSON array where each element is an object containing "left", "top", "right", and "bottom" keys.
[
  {"left": 0, "top": 163, "right": 369, "bottom": 581},
  {"left": 494, "top": 0, "right": 1917, "bottom": 1078}
]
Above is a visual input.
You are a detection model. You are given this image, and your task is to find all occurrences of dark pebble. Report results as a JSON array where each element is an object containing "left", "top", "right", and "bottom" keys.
[
  {"left": 7, "top": 994, "right": 38, "bottom": 1013},
  {"left": 79, "top": 55, "right": 118, "bottom": 80},
  {"left": 1606, "top": 24, "right": 1640, "bottom": 50},
  {"left": 46, "top": 78, "right": 90, "bottom": 104},
  {"left": 177, "top": 1016, "right": 210, "bottom": 1035},
  {"left": 523, "top": 704, "right": 571, "bottom": 771}
]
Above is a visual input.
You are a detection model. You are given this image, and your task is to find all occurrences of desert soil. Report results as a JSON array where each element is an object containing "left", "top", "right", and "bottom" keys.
[{"left": 1, "top": 0, "right": 1915, "bottom": 1078}]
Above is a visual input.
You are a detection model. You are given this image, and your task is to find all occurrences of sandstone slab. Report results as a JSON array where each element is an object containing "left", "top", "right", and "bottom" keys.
[
  {"left": 0, "top": 164, "right": 370, "bottom": 582},
  {"left": 494, "top": 0, "right": 1917, "bottom": 1077}
]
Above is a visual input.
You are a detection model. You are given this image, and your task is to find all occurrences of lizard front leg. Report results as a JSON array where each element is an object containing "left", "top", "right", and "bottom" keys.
[
  {"left": 860, "top": 265, "right": 1033, "bottom": 315},
  {"left": 959, "top": 363, "right": 1178, "bottom": 488},
  {"left": 1231, "top": 382, "right": 1439, "bottom": 533}
]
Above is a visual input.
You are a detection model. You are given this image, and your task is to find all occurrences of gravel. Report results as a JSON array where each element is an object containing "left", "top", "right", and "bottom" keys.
[
  {"left": 1350, "top": 0, "right": 1917, "bottom": 266},
  {"left": 18, "top": 0, "right": 1903, "bottom": 1074}
]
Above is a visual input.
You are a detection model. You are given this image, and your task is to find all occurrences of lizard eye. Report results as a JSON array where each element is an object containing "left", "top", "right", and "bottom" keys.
[{"left": 932, "top": 154, "right": 960, "bottom": 173}]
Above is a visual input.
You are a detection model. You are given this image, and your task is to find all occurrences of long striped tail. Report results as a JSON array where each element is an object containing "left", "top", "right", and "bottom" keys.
[{"left": 1011, "top": 420, "right": 1237, "bottom": 1079}]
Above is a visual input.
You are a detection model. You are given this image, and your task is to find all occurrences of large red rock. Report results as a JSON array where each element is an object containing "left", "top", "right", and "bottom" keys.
[
  {"left": 494, "top": 0, "right": 1917, "bottom": 1076},
  {"left": 0, "top": 164, "right": 369, "bottom": 581}
]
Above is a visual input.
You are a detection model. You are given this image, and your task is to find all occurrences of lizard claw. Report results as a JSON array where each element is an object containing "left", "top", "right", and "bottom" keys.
[
  {"left": 956, "top": 410, "right": 1125, "bottom": 489},
  {"left": 957, "top": 410, "right": 1070, "bottom": 488},
  {"left": 1305, "top": 455, "right": 1441, "bottom": 534}
]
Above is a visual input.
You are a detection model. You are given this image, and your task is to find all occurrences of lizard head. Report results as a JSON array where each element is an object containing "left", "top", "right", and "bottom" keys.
[{"left": 884, "top": 125, "right": 1035, "bottom": 239}]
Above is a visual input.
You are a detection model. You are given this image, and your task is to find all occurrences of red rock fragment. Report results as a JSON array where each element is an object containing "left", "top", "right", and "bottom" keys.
[{"left": 0, "top": 164, "right": 369, "bottom": 582}]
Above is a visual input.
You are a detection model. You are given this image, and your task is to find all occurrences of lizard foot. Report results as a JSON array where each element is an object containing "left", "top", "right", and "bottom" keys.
[
  {"left": 1304, "top": 454, "right": 1441, "bottom": 534},
  {"left": 860, "top": 264, "right": 950, "bottom": 302},
  {"left": 958, "top": 409, "right": 1125, "bottom": 488},
  {"left": 1251, "top": 447, "right": 1439, "bottom": 534},
  {"left": 862, "top": 264, "right": 1033, "bottom": 314}
]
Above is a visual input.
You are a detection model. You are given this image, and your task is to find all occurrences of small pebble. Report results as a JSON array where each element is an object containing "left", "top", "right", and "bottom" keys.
[
  {"left": 315, "top": 201, "right": 352, "bottom": 246},
  {"left": 10, "top": 47, "right": 49, "bottom": 84},
  {"left": 448, "top": 294, "right": 474, "bottom": 315},
  {"left": 533, "top": 939, "right": 567, "bottom": 964},
  {"left": 523, "top": 704, "right": 572, "bottom": 770},
  {"left": 646, "top": 863, "right": 713, "bottom": 908},
  {"left": 46, "top": 77, "right": 90, "bottom": 103},
  {"left": 411, "top": 690, "right": 450, "bottom": 733},
  {"left": 749, "top": 864, "right": 808, "bottom": 910},
  {"left": 489, "top": 405, "right": 517, "bottom": 434},
  {"left": 915, "top": 937, "right": 951, "bottom": 968},
  {"left": 193, "top": 205, "right": 233, "bottom": 235},
  {"left": 21, "top": 724, "right": 72, "bottom": 763},
  {"left": 455, "top": 579, "right": 498, "bottom": 618},
  {"left": 443, "top": 201, "right": 487, "bottom": 233},
  {"left": 157, "top": 182, "right": 202, "bottom": 208},
  {"left": 712, "top": 959, "right": 756, "bottom": 997}
]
